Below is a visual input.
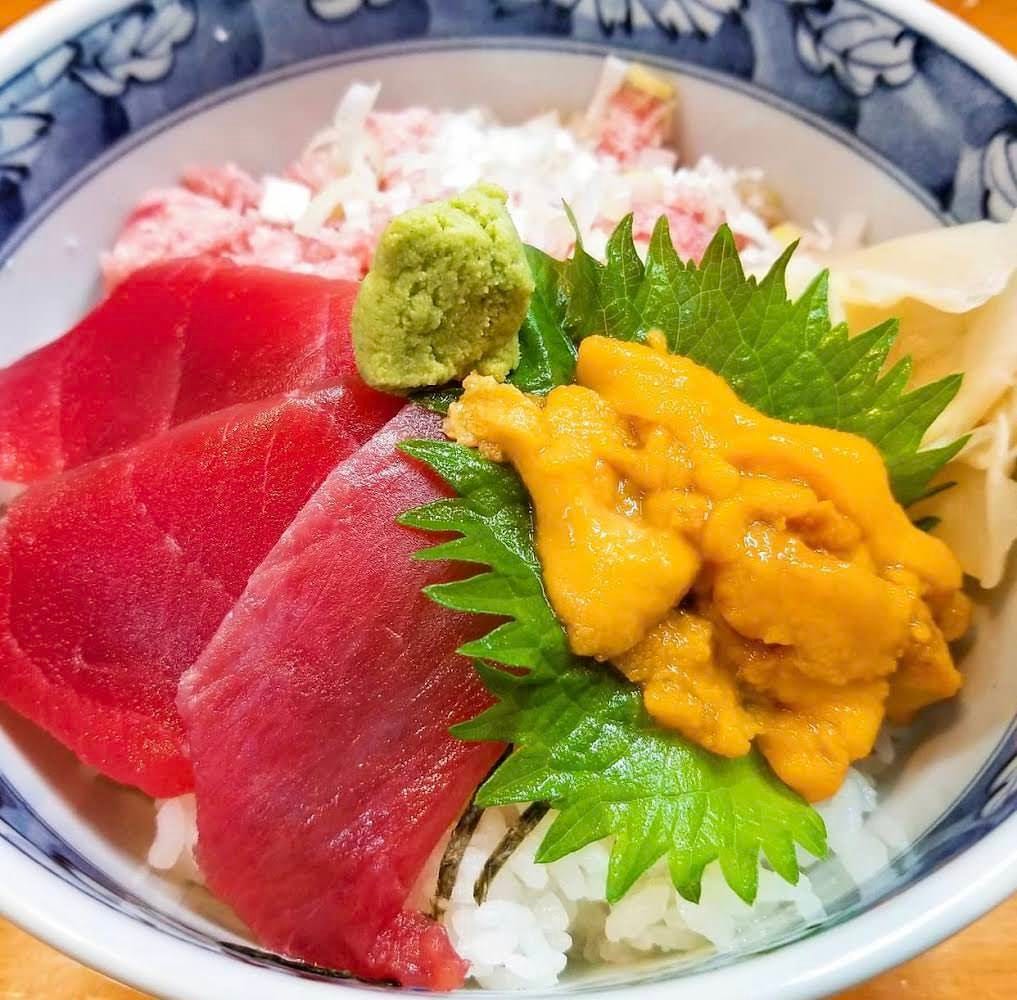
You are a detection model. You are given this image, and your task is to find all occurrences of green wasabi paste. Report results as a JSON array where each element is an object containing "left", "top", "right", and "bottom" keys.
[{"left": 351, "top": 183, "right": 534, "bottom": 393}]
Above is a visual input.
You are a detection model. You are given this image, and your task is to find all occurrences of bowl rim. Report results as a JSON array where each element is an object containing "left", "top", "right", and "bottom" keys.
[
  {"left": 1, "top": 0, "right": 1016, "bottom": 998},
  {"left": 3, "top": 788, "right": 1017, "bottom": 1000},
  {"left": 2, "top": 0, "right": 1017, "bottom": 100}
]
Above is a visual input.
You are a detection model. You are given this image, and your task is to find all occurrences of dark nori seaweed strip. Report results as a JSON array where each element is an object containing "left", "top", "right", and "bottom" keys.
[
  {"left": 432, "top": 747, "right": 511, "bottom": 918},
  {"left": 473, "top": 802, "right": 551, "bottom": 905},
  {"left": 433, "top": 801, "right": 486, "bottom": 919}
]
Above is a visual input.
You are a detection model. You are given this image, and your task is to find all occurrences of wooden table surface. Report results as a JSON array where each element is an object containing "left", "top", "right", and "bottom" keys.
[{"left": 0, "top": 1, "right": 1015, "bottom": 997}]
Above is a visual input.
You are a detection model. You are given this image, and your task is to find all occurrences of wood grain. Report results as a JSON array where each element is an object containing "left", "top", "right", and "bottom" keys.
[
  {"left": 837, "top": 895, "right": 1017, "bottom": 999},
  {"left": 936, "top": 0, "right": 1017, "bottom": 49},
  {"left": 0, "top": 1, "right": 44, "bottom": 30},
  {"left": 0, "top": 920, "right": 144, "bottom": 999},
  {"left": 0, "top": 1, "right": 1015, "bottom": 998}
]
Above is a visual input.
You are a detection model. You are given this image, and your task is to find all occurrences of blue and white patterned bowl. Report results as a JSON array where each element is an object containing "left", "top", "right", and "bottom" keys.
[{"left": 0, "top": 2, "right": 1016, "bottom": 998}]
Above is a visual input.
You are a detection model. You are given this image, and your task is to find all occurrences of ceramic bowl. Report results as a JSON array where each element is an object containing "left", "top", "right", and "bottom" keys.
[{"left": 0, "top": 1, "right": 1016, "bottom": 998}]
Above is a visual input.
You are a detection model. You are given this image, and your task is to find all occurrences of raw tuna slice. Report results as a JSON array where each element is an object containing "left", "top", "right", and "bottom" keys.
[
  {"left": 0, "top": 258, "right": 375, "bottom": 483},
  {"left": 178, "top": 406, "right": 503, "bottom": 989},
  {"left": 0, "top": 384, "right": 397, "bottom": 796}
]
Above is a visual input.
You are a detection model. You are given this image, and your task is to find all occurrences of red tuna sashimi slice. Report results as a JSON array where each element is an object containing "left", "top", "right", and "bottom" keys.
[
  {"left": 0, "top": 258, "right": 374, "bottom": 483},
  {"left": 178, "top": 406, "right": 503, "bottom": 989},
  {"left": 0, "top": 384, "right": 398, "bottom": 796}
]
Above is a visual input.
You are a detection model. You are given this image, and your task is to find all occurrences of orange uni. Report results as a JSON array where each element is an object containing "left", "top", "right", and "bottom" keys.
[{"left": 446, "top": 334, "right": 969, "bottom": 802}]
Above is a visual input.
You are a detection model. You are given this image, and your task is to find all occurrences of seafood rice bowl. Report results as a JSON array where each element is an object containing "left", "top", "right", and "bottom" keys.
[{"left": 1, "top": 4, "right": 1016, "bottom": 998}]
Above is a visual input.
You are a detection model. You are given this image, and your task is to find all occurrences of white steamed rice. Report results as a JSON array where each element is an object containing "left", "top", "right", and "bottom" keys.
[{"left": 150, "top": 765, "right": 900, "bottom": 990}]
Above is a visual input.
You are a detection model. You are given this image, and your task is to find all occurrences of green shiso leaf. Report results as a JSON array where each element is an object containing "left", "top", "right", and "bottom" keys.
[
  {"left": 509, "top": 246, "right": 577, "bottom": 395},
  {"left": 399, "top": 440, "right": 571, "bottom": 680},
  {"left": 399, "top": 215, "right": 964, "bottom": 906},
  {"left": 410, "top": 386, "right": 463, "bottom": 415},
  {"left": 399, "top": 440, "right": 827, "bottom": 906},
  {"left": 515, "top": 216, "right": 963, "bottom": 505}
]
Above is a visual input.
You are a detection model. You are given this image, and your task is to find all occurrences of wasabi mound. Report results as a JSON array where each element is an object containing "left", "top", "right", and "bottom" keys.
[{"left": 352, "top": 183, "right": 534, "bottom": 392}]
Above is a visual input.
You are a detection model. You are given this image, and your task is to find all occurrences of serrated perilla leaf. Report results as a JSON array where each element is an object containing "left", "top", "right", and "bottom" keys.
[{"left": 402, "top": 442, "right": 827, "bottom": 906}]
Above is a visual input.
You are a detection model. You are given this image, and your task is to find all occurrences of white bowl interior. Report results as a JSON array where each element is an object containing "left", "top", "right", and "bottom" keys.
[{"left": 1, "top": 45, "right": 1015, "bottom": 991}]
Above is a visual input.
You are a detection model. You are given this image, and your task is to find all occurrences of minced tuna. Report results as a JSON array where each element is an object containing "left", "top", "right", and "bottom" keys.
[{"left": 101, "top": 58, "right": 780, "bottom": 291}]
